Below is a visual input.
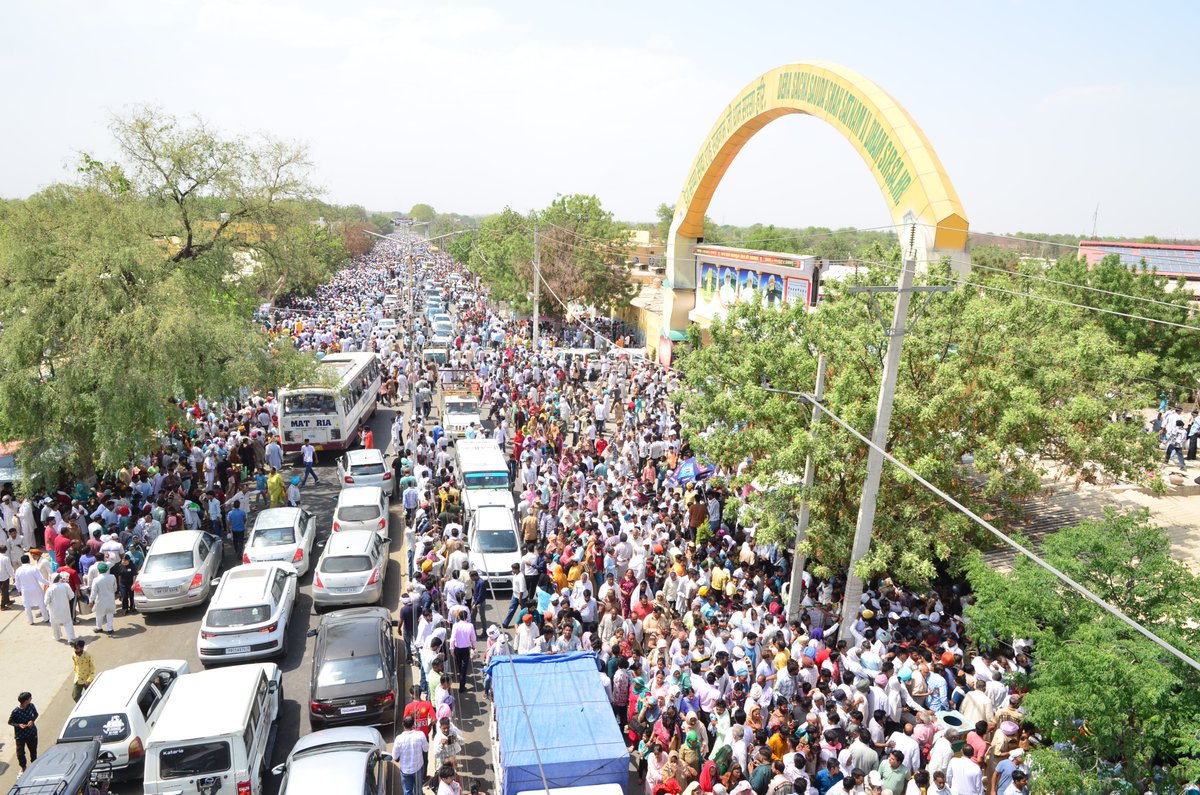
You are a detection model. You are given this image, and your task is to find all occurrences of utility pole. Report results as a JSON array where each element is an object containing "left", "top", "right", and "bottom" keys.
[
  {"left": 839, "top": 261, "right": 950, "bottom": 630},
  {"left": 787, "top": 352, "right": 826, "bottom": 622},
  {"left": 532, "top": 223, "right": 540, "bottom": 351}
]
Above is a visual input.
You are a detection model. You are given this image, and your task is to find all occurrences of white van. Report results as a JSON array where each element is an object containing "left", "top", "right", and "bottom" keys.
[
  {"left": 58, "top": 660, "right": 189, "bottom": 781},
  {"left": 142, "top": 662, "right": 283, "bottom": 795},
  {"left": 454, "top": 439, "right": 514, "bottom": 511}
]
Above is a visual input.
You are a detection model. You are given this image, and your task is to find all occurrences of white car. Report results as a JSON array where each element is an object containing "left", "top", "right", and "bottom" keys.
[
  {"left": 58, "top": 660, "right": 189, "bottom": 780},
  {"left": 133, "top": 531, "right": 223, "bottom": 612},
  {"left": 332, "top": 486, "right": 389, "bottom": 540},
  {"left": 373, "top": 318, "right": 398, "bottom": 338},
  {"left": 443, "top": 395, "right": 482, "bottom": 438},
  {"left": 244, "top": 507, "right": 317, "bottom": 576},
  {"left": 467, "top": 504, "right": 522, "bottom": 595},
  {"left": 336, "top": 448, "right": 394, "bottom": 498},
  {"left": 197, "top": 562, "right": 298, "bottom": 664},
  {"left": 312, "top": 531, "right": 390, "bottom": 610},
  {"left": 432, "top": 313, "right": 452, "bottom": 326},
  {"left": 273, "top": 727, "right": 392, "bottom": 795}
]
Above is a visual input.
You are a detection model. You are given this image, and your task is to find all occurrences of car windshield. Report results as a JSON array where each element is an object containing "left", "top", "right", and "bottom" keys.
[
  {"left": 284, "top": 393, "right": 337, "bottom": 415},
  {"left": 447, "top": 401, "right": 478, "bottom": 415},
  {"left": 158, "top": 741, "right": 232, "bottom": 779},
  {"left": 350, "top": 462, "right": 385, "bottom": 476},
  {"left": 62, "top": 712, "right": 131, "bottom": 742},
  {"left": 465, "top": 472, "right": 509, "bottom": 489},
  {"left": 476, "top": 529, "right": 519, "bottom": 553},
  {"left": 206, "top": 605, "right": 271, "bottom": 627},
  {"left": 251, "top": 526, "right": 296, "bottom": 547},
  {"left": 291, "top": 740, "right": 375, "bottom": 761},
  {"left": 320, "top": 554, "right": 372, "bottom": 574},
  {"left": 338, "top": 505, "right": 381, "bottom": 523},
  {"left": 316, "top": 654, "right": 385, "bottom": 687},
  {"left": 143, "top": 550, "right": 194, "bottom": 574}
]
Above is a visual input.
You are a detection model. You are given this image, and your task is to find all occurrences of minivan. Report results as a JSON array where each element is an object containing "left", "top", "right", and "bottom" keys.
[
  {"left": 332, "top": 486, "right": 389, "bottom": 540},
  {"left": 58, "top": 660, "right": 190, "bottom": 780},
  {"left": 142, "top": 663, "right": 283, "bottom": 795}
]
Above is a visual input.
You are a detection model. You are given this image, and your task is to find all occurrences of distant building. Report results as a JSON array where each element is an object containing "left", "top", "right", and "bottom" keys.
[
  {"left": 623, "top": 229, "right": 665, "bottom": 271},
  {"left": 1078, "top": 240, "right": 1200, "bottom": 282}
]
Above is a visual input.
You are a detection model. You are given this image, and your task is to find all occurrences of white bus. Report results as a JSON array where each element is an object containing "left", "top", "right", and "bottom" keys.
[
  {"left": 278, "top": 352, "right": 382, "bottom": 454},
  {"left": 454, "top": 439, "right": 514, "bottom": 511}
]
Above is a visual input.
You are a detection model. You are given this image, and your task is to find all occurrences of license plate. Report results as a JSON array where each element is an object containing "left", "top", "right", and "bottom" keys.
[
  {"left": 226, "top": 646, "right": 252, "bottom": 654},
  {"left": 340, "top": 704, "right": 368, "bottom": 715},
  {"left": 92, "top": 769, "right": 112, "bottom": 782},
  {"left": 331, "top": 587, "right": 359, "bottom": 594},
  {"left": 314, "top": 445, "right": 324, "bottom": 451}
]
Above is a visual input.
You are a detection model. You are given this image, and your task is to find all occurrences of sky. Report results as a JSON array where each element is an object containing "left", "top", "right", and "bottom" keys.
[{"left": 2, "top": 1, "right": 1199, "bottom": 238}]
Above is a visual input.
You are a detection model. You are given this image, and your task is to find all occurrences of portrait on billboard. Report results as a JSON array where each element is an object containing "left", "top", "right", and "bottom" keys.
[
  {"left": 760, "top": 273, "right": 784, "bottom": 307},
  {"left": 737, "top": 269, "right": 759, "bottom": 304},
  {"left": 784, "top": 277, "right": 811, "bottom": 306},
  {"left": 718, "top": 265, "right": 739, "bottom": 307},
  {"left": 699, "top": 263, "right": 718, "bottom": 303}
]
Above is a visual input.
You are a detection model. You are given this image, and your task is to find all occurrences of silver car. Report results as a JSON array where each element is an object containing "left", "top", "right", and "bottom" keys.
[
  {"left": 273, "top": 726, "right": 394, "bottom": 795},
  {"left": 244, "top": 507, "right": 317, "bottom": 576},
  {"left": 312, "top": 531, "right": 389, "bottom": 610},
  {"left": 335, "top": 448, "right": 394, "bottom": 498},
  {"left": 133, "top": 531, "right": 223, "bottom": 612}
]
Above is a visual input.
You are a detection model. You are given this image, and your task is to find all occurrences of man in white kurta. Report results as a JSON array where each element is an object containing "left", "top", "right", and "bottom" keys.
[
  {"left": 45, "top": 573, "right": 76, "bottom": 642},
  {"left": 13, "top": 555, "right": 49, "bottom": 624},
  {"left": 90, "top": 563, "right": 117, "bottom": 633}
]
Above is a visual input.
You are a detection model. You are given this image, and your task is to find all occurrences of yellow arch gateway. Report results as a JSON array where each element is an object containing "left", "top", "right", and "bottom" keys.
[{"left": 663, "top": 61, "right": 970, "bottom": 333}]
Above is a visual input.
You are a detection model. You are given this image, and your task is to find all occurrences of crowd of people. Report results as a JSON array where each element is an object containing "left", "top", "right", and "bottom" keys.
[{"left": 352, "top": 234, "right": 1037, "bottom": 795}]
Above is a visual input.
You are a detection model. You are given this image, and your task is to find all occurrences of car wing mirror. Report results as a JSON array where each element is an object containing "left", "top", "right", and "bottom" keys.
[{"left": 306, "top": 628, "right": 319, "bottom": 638}]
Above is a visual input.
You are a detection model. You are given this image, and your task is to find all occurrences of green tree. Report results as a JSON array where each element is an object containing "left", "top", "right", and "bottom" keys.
[
  {"left": 467, "top": 208, "right": 535, "bottom": 311},
  {"left": 408, "top": 203, "right": 436, "bottom": 223},
  {"left": 964, "top": 510, "right": 1200, "bottom": 792},
  {"left": 654, "top": 202, "right": 674, "bottom": 243},
  {"left": 0, "top": 109, "right": 320, "bottom": 486},
  {"left": 674, "top": 266, "right": 1160, "bottom": 584},
  {"left": 537, "top": 194, "right": 633, "bottom": 314},
  {"left": 368, "top": 212, "right": 395, "bottom": 235}
]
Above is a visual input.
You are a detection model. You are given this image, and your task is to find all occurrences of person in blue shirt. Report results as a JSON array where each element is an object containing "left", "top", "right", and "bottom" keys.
[
  {"left": 227, "top": 505, "right": 247, "bottom": 556},
  {"left": 468, "top": 570, "right": 487, "bottom": 627},
  {"left": 814, "top": 758, "right": 843, "bottom": 795}
]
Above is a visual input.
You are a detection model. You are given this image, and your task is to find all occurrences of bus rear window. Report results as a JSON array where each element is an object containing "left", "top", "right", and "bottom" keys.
[
  {"left": 465, "top": 472, "right": 509, "bottom": 489},
  {"left": 158, "top": 741, "right": 232, "bottom": 779},
  {"left": 284, "top": 393, "right": 336, "bottom": 415}
]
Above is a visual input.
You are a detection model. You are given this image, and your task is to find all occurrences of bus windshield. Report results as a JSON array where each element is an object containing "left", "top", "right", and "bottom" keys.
[
  {"left": 465, "top": 472, "right": 509, "bottom": 489},
  {"left": 284, "top": 392, "right": 337, "bottom": 415}
]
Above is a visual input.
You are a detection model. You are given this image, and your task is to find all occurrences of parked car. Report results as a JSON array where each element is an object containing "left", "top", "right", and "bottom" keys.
[
  {"left": 312, "top": 531, "right": 390, "bottom": 611},
  {"left": 335, "top": 448, "right": 394, "bottom": 498},
  {"left": 243, "top": 507, "right": 317, "bottom": 576},
  {"left": 307, "top": 607, "right": 399, "bottom": 728},
  {"left": 197, "top": 563, "right": 297, "bottom": 664},
  {"left": 142, "top": 663, "right": 282, "bottom": 795},
  {"left": 58, "top": 660, "right": 189, "bottom": 780},
  {"left": 332, "top": 486, "right": 388, "bottom": 540},
  {"left": 133, "top": 531, "right": 223, "bottom": 613},
  {"left": 273, "top": 726, "right": 395, "bottom": 795}
]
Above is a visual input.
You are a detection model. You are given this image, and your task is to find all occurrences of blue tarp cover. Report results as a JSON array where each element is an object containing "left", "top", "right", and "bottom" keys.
[{"left": 485, "top": 652, "right": 629, "bottom": 795}]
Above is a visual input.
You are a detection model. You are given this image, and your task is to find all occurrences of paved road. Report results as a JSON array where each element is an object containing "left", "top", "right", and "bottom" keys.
[{"left": 0, "top": 399, "right": 502, "bottom": 794}]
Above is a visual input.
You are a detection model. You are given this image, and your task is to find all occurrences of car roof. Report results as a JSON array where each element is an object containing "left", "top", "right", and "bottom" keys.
[
  {"left": 322, "top": 531, "right": 379, "bottom": 556},
  {"left": 147, "top": 531, "right": 204, "bottom": 554},
  {"left": 345, "top": 448, "right": 385, "bottom": 464},
  {"left": 71, "top": 660, "right": 188, "bottom": 713},
  {"left": 254, "top": 507, "right": 302, "bottom": 528},
  {"left": 319, "top": 607, "right": 392, "bottom": 655},
  {"left": 289, "top": 726, "right": 383, "bottom": 758},
  {"left": 212, "top": 563, "right": 289, "bottom": 604},
  {"left": 337, "top": 486, "right": 384, "bottom": 506},
  {"left": 148, "top": 664, "right": 278, "bottom": 743},
  {"left": 476, "top": 505, "right": 515, "bottom": 523}
]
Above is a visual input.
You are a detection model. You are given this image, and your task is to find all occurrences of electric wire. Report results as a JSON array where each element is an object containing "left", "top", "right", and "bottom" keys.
[{"left": 496, "top": 227, "right": 1200, "bottom": 675}]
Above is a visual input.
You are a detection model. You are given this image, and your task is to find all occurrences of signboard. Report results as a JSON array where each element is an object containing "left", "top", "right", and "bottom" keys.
[{"left": 692, "top": 246, "right": 818, "bottom": 323}]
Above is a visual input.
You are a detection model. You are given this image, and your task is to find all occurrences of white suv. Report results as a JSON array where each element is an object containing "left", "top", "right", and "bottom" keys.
[
  {"left": 335, "top": 448, "right": 394, "bottom": 498},
  {"left": 198, "top": 563, "right": 297, "bottom": 665}
]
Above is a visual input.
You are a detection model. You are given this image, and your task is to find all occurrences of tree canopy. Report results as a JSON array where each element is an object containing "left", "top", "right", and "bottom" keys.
[
  {"left": 965, "top": 510, "right": 1200, "bottom": 793},
  {"left": 674, "top": 263, "right": 1161, "bottom": 584},
  {"left": 0, "top": 107, "right": 328, "bottom": 486}
]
